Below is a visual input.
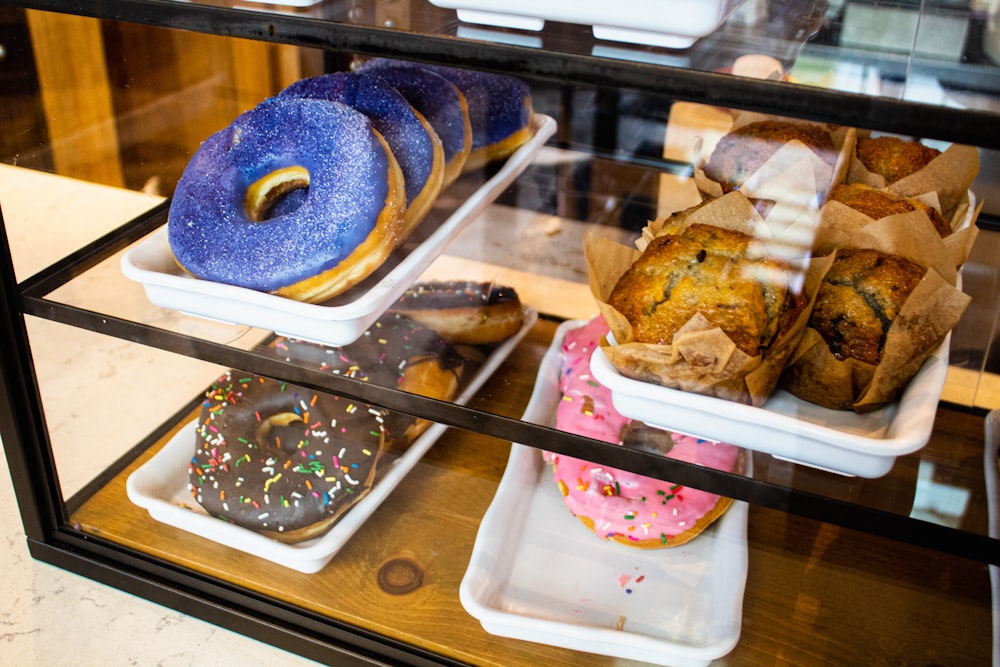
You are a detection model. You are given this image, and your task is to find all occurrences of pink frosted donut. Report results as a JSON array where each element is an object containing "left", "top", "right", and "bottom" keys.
[
  {"left": 167, "top": 96, "right": 406, "bottom": 303},
  {"left": 544, "top": 315, "right": 744, "bottom": 548}
]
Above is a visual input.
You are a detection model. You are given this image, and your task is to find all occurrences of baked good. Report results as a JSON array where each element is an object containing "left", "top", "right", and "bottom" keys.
[
  {"left": 607, "top": 223, "right": 805, "bottom": 357},
  {"left": 356, "top": 61, "right": 472, "bottom": 186},
  {"left": 544, "top": 316, "right": 743, "bottom": 548},
  {"left": 168, "top": 97, "right": 406, "bottom": 303},
  {"left": 188, "top": 370, "right": 388, "bottom": 542},
  {"left": 388, "top": 280, "right": 524, "bottom": 344},
  {"left": 855, "top": 135, "right": 940, "bottom": 184},
  {"left": 361, "top": 59, "right": 533, "bottom": 172},
  {"left": 827, "top": 182, "right": 952, "bottom": 238},
  {"left": 419, "top": 62, "right": 533, "bottom": 171},
  {"left": 703, "top": 119, "right": 838, "bottom": 193},
  {"left": 279, "top": 72, "right": 444, "bottom": 239},
  {"left": 268, "top": 312, "right": 466, "bottom": 442},
  {"left": 802, "top": 248, "right": 924, "bottom": 366}
]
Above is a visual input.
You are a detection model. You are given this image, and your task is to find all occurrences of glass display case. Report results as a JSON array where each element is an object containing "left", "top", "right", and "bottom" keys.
[{"left": 1, "top": 1, "right": 998, "bottom": 664}]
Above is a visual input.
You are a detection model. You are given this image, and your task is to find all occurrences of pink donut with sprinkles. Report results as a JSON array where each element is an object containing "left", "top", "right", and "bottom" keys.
[
  {"left": 544, "top": 315, "right": 745, "bottom": 548},
  {"left": 188, "top": 371, "right": 388, "bottom": 542}
]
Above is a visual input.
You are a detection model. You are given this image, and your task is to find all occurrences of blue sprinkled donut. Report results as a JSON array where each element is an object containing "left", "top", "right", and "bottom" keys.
[
  {"left": 361, "top": 59, "right": 534, "bottom": 173},
  {"left": 167, "top": 96, "right": 406, "bottom": 303},
  {"left": 356, "top": 61, "right": 472, "bottom": 186},
  {"left": 279, "top": 72, "right": 444, "bottom": 241}
]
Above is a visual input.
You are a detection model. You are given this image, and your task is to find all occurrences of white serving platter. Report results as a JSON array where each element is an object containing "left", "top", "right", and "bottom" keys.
[
  {"left": 460, "top": 319, "right": 748, "bottom": 666},
  {"left": 429, "top": 0, "right": 747, "bottom": 49},
  {"left": 590, "top": 332, "right": 949, "bottom": 479},
  {"left": 121, "top": 114, "right": 555, "bottom": 347},
  {"left": 126, "top": 308, "right": 537, "bottom": 574}
]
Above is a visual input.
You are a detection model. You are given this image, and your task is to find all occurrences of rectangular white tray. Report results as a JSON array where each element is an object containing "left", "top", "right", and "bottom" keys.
[
  {"left": 121, "top": 114, "right": 555, "bottom": 347},
  {"left": 429, "top": 0, "right": 747, "bottom": 49},
  {"left": 126, "top": 308, "right": 537, "bottom": 574},
  {"left": 590, "top": 333, "right": 949, "bottom": 479},
  {"left": 459, "top": 319, "right": 748, "bottom": 666}
]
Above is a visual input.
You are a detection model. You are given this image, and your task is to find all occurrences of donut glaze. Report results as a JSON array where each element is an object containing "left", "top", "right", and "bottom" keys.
[
  {"left": 267, "top": 312, "right": 467, "bottom": 441},
  {"left": 279, "top": 72, "right": 444, "bottom": 239},
  {"left": 356, "top": 61, "right": 472, "bottom": 186},
  {"left": 361, "top": 59, "right": 533, "bottom": 172},
  {"left": 389, "top": 280, "right": 524, "bottom": 344},
  {"left": 167, "top": 96, "right": 406, "bottom": 302},
  {"left": 544, "top": 316, "right": 744, "bottom": 548},
  {"left": 189, "top": 371, "right": 387, "bottom": 541}
]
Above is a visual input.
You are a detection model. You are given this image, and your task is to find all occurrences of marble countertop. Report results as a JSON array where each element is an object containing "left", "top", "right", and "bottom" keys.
[{"left": 0, "top": 165, "right": 318, "bottom": 666}]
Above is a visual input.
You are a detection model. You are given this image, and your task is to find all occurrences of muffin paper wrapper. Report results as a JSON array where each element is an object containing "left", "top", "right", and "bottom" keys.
[{"left": 585, "top": 192, "right": 829, "bottom": 408}]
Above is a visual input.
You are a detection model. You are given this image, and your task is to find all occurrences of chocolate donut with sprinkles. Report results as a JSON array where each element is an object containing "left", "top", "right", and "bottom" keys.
[
  {"left": 267, "top": 311, "right": 468, "bottom": 442},
  {"left": 189, "top": 371, "right": 388, "bottom": 542}
]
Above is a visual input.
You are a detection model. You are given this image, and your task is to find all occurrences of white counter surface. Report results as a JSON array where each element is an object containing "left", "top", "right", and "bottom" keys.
[{"left": 0, "top": 164, "right": 318, "bottom": 666}]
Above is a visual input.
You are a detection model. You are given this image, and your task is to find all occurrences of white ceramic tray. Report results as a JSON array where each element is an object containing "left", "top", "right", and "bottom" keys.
[
  {"left": 429, "top": 0, "right": 747, "bottom": 49},
  {"left": 984, "top": 410, "right": 1000, "bottom": 667},
  {"left": 126, "top": 308, "right": 537, "bottom": 574},
  {"left": 121, "top": 114, "right": 556, "bottom": 347},
  {"left": 460, "top": 319, "right": 748, "bottom": 666},
  {"left": 590, "top": 332, "right": 949, "bottom": 479}
]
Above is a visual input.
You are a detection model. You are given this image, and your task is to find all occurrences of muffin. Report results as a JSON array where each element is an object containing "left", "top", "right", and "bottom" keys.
[
  {"left": 608, "top": 223, "right": 804, "bottom": 357},
  {"left": 855, "top": 136, "right": 940, "bottom": 184},
  {"left": 703, "top": 120, "right": 839, "bottom": 193},
  {"left": 807, "top": 248, "right": 924, "bottom": 366},
  {"left": 828, "top": 182, "right": 952, "bottom": 238}
]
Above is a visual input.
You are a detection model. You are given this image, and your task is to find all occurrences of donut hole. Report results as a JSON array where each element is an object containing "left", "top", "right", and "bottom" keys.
[
  {"left": 245, "top": 165, "right": 310, "bottom": 222},
  {"left": 255, "top": 411, "right": 306, "bottom": 452}
]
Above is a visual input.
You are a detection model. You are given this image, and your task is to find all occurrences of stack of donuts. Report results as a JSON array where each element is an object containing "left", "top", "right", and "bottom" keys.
[
  {"left": 168, "top": 59, "right": 534, "bottom": 303},
  {"left": 187, "top": 281, "right": 525, "bottom": 542}
]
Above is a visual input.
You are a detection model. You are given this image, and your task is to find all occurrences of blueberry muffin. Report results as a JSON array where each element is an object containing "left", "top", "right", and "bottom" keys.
[
  {"left": 855, "top": 136, "right": 940, "bottom": 184},
  {"left": 828, "top": 182, "right": 951, "bottom": 238}
]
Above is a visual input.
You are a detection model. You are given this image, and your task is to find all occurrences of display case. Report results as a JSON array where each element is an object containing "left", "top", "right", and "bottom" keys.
[{"left": 1, "top": 1, "right": 999, "bottom": 664}]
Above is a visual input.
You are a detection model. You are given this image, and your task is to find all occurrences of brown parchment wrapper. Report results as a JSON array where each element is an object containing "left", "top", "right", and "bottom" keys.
[
  {"left": 781, "top": 220, "right": 971, "bottom": 412},
  {"left": 815, "top": 194, "right": 982, "bottom": 273},
  {"left": 847, "top": 137, "right": 980, "bottom": 222},
  {"left": 695, "top": 111, "right": 857, "bottom": 217},
  {"left": 586, "top": 192, "right": 832, "bottom": 408}
]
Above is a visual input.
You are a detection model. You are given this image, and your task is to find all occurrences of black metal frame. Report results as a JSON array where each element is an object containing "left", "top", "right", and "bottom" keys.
[{"left": 1, "top": 1, "right": 999, "bottom": 664}]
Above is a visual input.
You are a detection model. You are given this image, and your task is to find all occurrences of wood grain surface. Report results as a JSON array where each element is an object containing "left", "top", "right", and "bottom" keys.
[{"left": 70, "top": 319, "right": 992, "bottom": 666}]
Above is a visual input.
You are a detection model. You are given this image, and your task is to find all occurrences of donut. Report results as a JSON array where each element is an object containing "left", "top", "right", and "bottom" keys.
[
  {"left": 388, "top": 280, "right": 524, "bottom": 345},
  {"left": 189, "top": 370, "right": 388, "bottom": 542},
  {"left": 356, "top": 62, "right": 472, "bottom": 187},
  {"left": 279, "top": 72, "right": 444, "bottom": 240},
  {"left": 266, "top": 311, "right": 467, "bottom": 442},
  {"left": 360, "top": 58, "right": 533, "bottom": 172},
  {"left": 168, "top": 96, "right": 406, "bottom": 303},
  {"left": 543, "top": 315, "right": 744, "bottom": 548}
]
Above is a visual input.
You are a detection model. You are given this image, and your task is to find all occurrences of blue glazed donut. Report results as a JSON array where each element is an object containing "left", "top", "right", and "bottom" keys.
[
  {"left": 279, "top": 72, "right": 444, "bottom": 240},
  {"left": 355, "top": 61, "right": 472, "bottom": 186},
  {"left": 167, "top": 96, "right": 406, "bottom": 303},
  {"left": 361, "top": 59, "right": 533, "bottom": 173}
]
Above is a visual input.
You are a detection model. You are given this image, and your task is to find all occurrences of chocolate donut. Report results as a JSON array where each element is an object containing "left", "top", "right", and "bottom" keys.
[
  {"left": 389, "top": 280, "right": 524, "bottom": 344},
  {"left": 189, "top": 371, "right": 388, "bottom": 542}
]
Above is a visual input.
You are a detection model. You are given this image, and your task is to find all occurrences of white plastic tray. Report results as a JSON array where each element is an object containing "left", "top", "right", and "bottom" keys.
[
  {"left": 121, "top": 114, "right": 556, "bottom": 347},
  {"left": 460, "top": 319, "right": 748, "bottom": 666},
  {"left": 126, "top": 308, "right": 537, "bottom": 574},
  {"left": 590, "top": 332, "right": 949, "bottom": 479},
  {"left": 429, "top": 0, "right": 747, "bottom": 49}
]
